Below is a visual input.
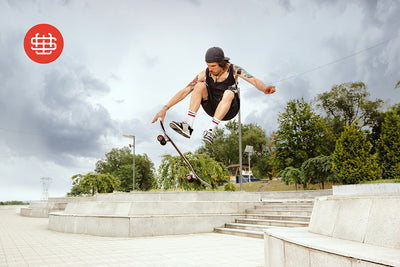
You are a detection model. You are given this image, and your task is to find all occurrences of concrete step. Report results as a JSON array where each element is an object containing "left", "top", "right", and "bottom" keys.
[
  {"left": 260, "top": 200, "right": 314, "bottom": 206},
  {"left": 261, "top": 199, "right": 314, "bottom": 203},
  {"left": 214, "top": 227, "right": 264, "bottom": 239},
  {"left": 246, "top": 209, "right": 312, "bottom": 216},
  {"left": 224, "top": 222, "right": 284, "bottom": 232},
  {"left": 259, "top": 204, "right": 314, "bottom": 207},
  {"left": 252, "top": 206, "right": 313, "bottom": 212},
  {"left": 245, "top": 214, "right": 310, "bottom": 222},
  {"left": 254, "top": 204, "right": 313, "bottom": 210},
  {"left": 236, "top": 218, "right": 309, "bottom": 227},
  {"left": 215, "top": 199, "right": 314, "bottom": 239}
]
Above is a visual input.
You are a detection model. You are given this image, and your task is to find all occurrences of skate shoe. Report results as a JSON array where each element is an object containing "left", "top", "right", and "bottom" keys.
[
  {"left": 169, "top": 121, "right": 193, "bottom": 138},
  {"left": 202, "top": 129, "right": 215, "bottom": 145}
]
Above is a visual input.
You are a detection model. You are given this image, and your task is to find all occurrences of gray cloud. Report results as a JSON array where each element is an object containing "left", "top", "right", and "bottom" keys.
[{"left": 0, "top": 32, "right": 117, "bottom": 166}]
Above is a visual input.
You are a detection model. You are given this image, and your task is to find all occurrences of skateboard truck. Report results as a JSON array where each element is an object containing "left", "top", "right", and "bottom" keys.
[
  {"left": 186, "top": 173, "right": 195, "bottom": 183},
  {"left": 157, "top": 134, "right": 167, "bottom": 146}
]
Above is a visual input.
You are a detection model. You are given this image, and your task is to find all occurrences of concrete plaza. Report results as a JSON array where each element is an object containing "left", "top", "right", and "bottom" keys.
[{"left": 0, "top": 208, "right": 264, "bottom": 266}]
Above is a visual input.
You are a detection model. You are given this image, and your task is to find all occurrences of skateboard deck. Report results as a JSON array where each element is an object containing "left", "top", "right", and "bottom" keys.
[{"left": 157, "top": 120, "right": 211, "bottom": 187}]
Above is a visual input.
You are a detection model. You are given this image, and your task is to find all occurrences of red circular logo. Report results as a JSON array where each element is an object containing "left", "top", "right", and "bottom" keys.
[{"left": 24, "top": 24, "right": 64, "bottom": 64}]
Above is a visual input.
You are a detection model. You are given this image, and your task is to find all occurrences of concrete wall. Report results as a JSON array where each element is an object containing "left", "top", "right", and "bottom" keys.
[
  {"left": 62, "top": 201, "right": 257, "bottom": 216},
  {"left": 96, "top": 191, "right": 262, "bottom": 202},
  {"left": 264, "top": 230, "right": 394, "bottom": 267},
  {"left": 48, "top": 200, "right": 255, "bottom": 237},
  {"left": 21, "top": 190, "right": 332, "bottom": 219},
  {"left": 48, "top": 192, "right": 267, "bottom": 237},
  {"left": 309, "top": 195, "right": 400, "bottom": 249},
  {"left": 20, "top": 196, "right": 94, "bottom": 218},
  {"left": 48, "top": 191, "right": 332, "bottom": 237},
  {"left": 96, "top": 190, "right": 332, "bottom": 202},
  {"left": 264, "top": 184, "right": 400, "bottom": 267},
  {"left": 259, "top": 189, "right": 332, "bottom": 200},
  {"left": 49, "top": 213, "right": 248, "bottom": 237},
  {"left": 333, "top": 183, "right": 400, "bottom": 196}
]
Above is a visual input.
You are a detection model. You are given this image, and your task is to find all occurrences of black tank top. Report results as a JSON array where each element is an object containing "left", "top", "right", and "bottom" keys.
[{"left": 205, "top": 64, "right": 236, "bottom": 101}]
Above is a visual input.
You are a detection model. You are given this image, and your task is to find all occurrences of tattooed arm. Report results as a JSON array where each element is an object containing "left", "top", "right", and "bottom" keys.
[
  {"left": 152, "top": 71, "right": 206, "bottom": 123},
  {"left": 234, "top": 65, "right": 276, "bottom": 94}
]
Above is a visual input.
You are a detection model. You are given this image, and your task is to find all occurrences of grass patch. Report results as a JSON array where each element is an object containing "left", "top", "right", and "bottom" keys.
[
  {"left": 229, "top": 180, "right": 335, "bottom": 192},
  {"left": 145, "top": 179, "right": 400, "bottom": 193},
  {"left": 360, "top": 179, "right": 400, "bottom": 184}
]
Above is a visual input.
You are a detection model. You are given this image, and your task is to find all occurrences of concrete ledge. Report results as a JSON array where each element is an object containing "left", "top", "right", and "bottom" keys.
[
  {"left": 333, "top": 183, "right": 400, "bottom": 196},
  {"left": 21, "top": 202, "right": 68, "bottom": 218},
  {"left": 20, "top": 197, "right": 94, "bottom": 218},
  {"left": 96, "top": 192, "right": 262, "bottom": 202},
  {"left": 49, "top": 212, "right": 247, "bottom": 237},
  {"left": 264, "top": 186, "right": 400, "bottom": 266},
  {"left": 309, "top": 195, "right": 400, "bottom": 249},
  {"left": 63, "top": 201, "right": 257, "bottom": 216},
  {"left": 47, "top": 191, "right": 332, "bottom": 238},
  {"left": 260, "top": 190, "right": 332, "bottom": 200},
  {"left": 264, "top": 227, "right": 400, "bottom": 267},
  {"left": 97, "top": 190, "right": 332, "bottom": 202},
  {"left": 49, "top": 197, "right": 259, "bottom": 237}
]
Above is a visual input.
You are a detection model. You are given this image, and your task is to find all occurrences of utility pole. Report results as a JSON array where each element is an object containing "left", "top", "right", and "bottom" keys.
[
  {"left": 123, "top": 135, "right": 135, "bottom": 191},
  {"left": 238, "top": 89, "right": 243, "bottom": 191}
]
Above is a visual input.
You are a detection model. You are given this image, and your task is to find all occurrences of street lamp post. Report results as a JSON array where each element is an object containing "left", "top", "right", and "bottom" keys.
[
  {"left": 123, "top": 135, "right": 135, "bottom": 191},
  {"left": 238, "top": 88, "right": 243, "bottom": 191},
  {"left": 245, "top": 145, "right": 254, "bottom": 182}
]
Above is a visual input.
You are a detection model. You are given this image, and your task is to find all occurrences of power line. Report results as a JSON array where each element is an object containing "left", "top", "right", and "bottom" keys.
[{"left": 271, "top": 34, "right": 400, "bottom": 85}]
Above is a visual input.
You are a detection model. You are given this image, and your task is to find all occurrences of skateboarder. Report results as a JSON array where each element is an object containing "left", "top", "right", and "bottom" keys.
[{"left": 152, "top": 47, "right": 276, "bottom": 145}]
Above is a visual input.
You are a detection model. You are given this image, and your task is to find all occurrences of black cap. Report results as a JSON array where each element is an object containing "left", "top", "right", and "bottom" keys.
[{"left": 205, "top": 47, "right": 230, "bottom": 63}]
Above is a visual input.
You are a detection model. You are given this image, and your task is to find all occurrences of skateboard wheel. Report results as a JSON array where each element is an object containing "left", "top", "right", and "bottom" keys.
[
  {"left": 157, "top": 135, "right": 167, "bottom": 146},
  {"left": 186, "top": 174, "right": 194, "bottom": 183}
]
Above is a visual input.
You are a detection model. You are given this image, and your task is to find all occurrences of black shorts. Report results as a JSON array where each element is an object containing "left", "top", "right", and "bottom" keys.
[{"left": 201, "top": 86, "right": 240, "bottom": 121}]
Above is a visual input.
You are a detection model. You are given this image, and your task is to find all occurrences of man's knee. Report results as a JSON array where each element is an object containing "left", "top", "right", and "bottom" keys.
[
  {"left": 194, "top": 82, "right": 206, "bottom": 91},
  {"left": 222, "top": 90, "right": 235, "bottom": 102},
  {"left": 193, "top": 82, "right": 208, "bottom": 99}
]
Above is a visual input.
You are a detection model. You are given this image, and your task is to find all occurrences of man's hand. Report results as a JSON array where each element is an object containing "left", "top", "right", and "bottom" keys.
[
  {"left": 152, "top": 105, "right": 169, "bottom": 123},
  {"left": 264, "top": 85, "right": 276, "bottom": 94}
]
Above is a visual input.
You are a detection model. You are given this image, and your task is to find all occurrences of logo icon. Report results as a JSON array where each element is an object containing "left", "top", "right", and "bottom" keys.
[{"left": 24, "top": 24, "right": 64, "bottom": 64}]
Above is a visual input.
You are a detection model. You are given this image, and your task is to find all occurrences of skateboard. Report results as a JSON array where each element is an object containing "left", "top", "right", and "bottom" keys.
[{"left": 157, "top": 120, "right": 211, "bottom": 187}]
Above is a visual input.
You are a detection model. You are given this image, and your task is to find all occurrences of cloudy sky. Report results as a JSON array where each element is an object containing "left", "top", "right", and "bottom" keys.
[{"left": 0, "top": 0, "right": 399, "bottom": 201}]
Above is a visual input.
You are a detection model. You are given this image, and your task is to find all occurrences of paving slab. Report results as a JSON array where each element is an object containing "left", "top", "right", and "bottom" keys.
[{"left": 0, "top": 209, "right": 264, "bottom": 266}]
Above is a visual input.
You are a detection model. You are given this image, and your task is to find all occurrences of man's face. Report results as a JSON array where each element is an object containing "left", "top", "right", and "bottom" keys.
[{"left": 207, "top": 62, "right": 223, "bottom": 76}]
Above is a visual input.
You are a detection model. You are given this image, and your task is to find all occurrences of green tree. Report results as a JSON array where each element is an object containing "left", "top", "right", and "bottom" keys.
[
  {"left": 135, "top": 154, "right": 156, "bottom": 190},
  {"left": 197, "top": 121, "right": 272, "bottom": 178},
  {"left": 316, "top": 82, "right": 383, "bottom": 139},
  {"left": 332, "top": 123, "right": 382, "bottom": 184},
  {"left": 156, "top": 153, "right": 227, "bottom": 190},
  {"left": 281, "top": 167, "right": 303, "bottom": 190},
  {"left": 377, "top": 111, "right": 400, "bottom": 179},
  {"left": 301, "top": 155, "right": 335, "bottom": 189},
  {"left": 224, "top": 182, "right": 236, "bottom": 191},
  {"left": 0, "top": 201, "right": 26, "bottom": 205},
  {"left": 95, "top": 147, "right": 132, "bottom": 174},
  {"left": 275, "top": 98, "right": 330, "bottom": 172},
  {"left": 71, "top": 172, "right": 121, "bottom": 196},
  {"left": 95, "top": 147, "right": 155, "bottom": 191},
  {"left": 316, "top": 82, "right": 383, "bottom": 126},
  {"left": 391, "top": 103, "right": 400, "bottom": 116},
  {"left": 396, "top": 81, "right": 400, "bottom": 89},
  {"left": 67, "top": 184, "right": 83, "bottom": 196}
]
